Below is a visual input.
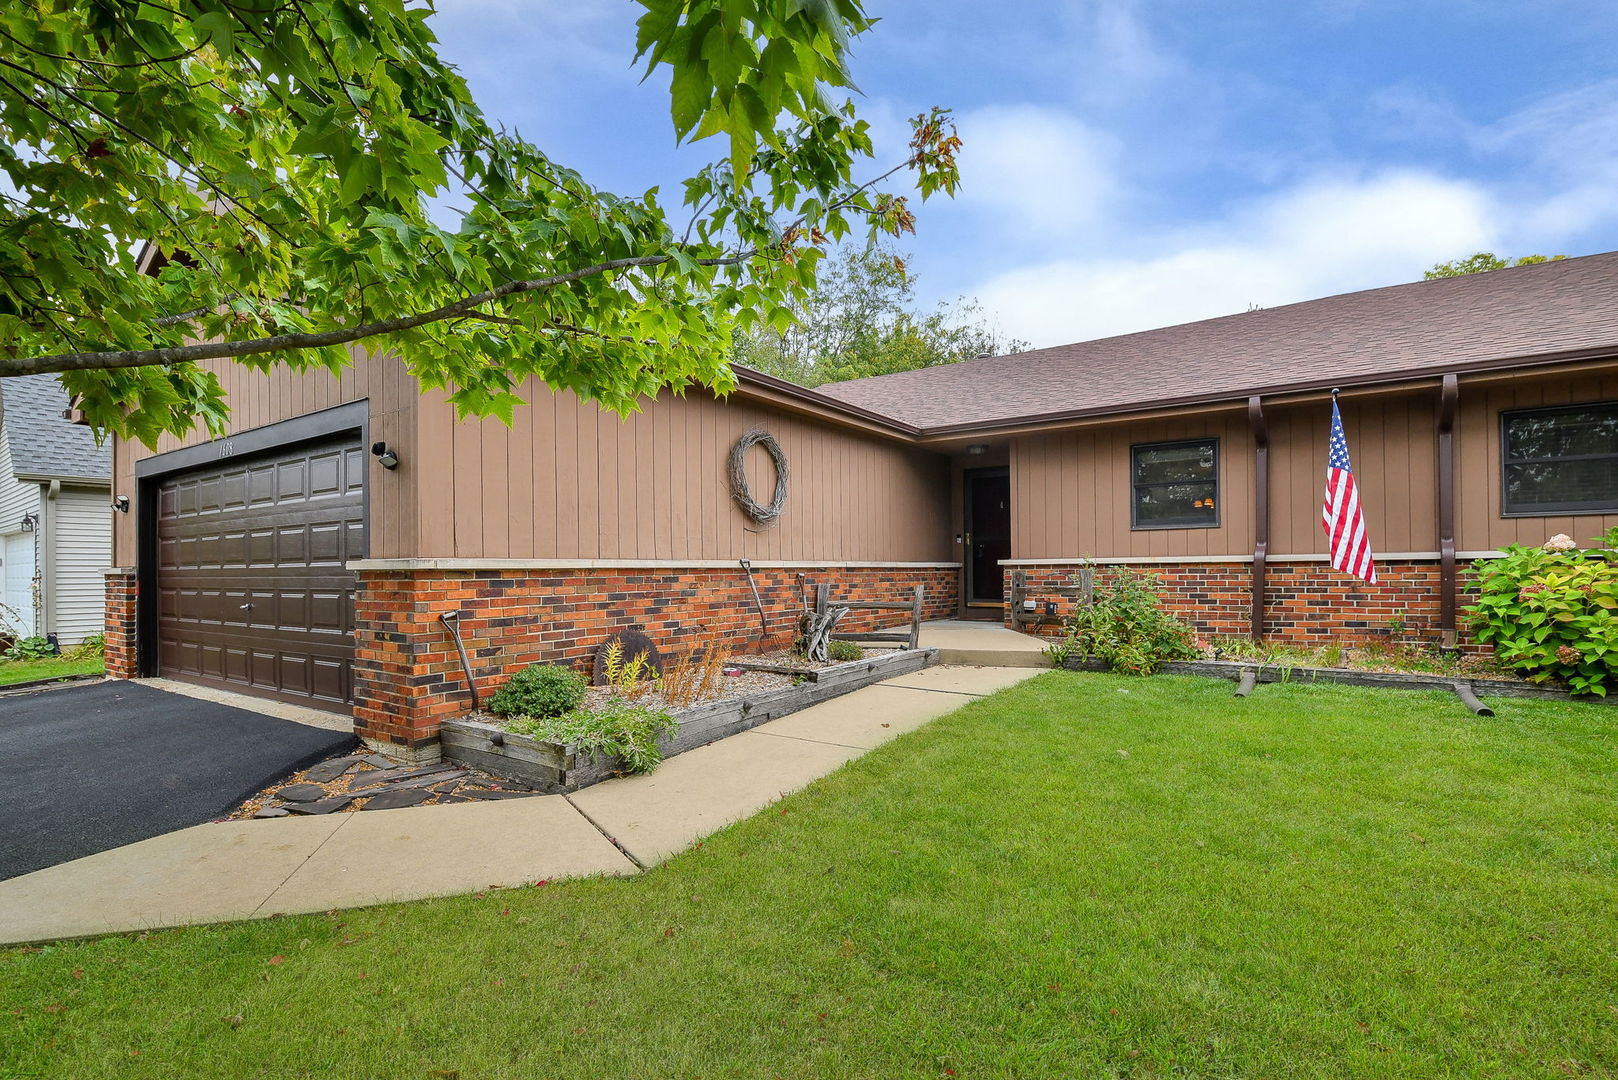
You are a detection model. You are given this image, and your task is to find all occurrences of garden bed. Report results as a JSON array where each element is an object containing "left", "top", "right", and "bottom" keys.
[
  {"left": 443, "top": 647, "right": 938, "bottom": 791},
  {"left": 1062, "top": 655, "right": 1617, "bottom": 703}
]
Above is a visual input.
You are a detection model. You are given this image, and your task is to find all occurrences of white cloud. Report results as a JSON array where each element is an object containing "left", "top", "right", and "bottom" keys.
[
  {"left": 954, "top": 105, "right": 1119, "bottom": 232},
  {"left": 972, "top": 170, "right": 1498, "bottom": 347}
]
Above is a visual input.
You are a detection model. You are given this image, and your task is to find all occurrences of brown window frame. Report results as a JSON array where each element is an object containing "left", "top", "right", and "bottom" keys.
[
  {"left": 1499, "top": 401, "right": 1618, "bottom": 518},
  {"left": 1130, "top": 437, "right": 1220, "bottom": 530}
]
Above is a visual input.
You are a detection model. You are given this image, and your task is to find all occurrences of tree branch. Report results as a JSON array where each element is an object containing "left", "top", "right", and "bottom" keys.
[{"left": 2, "top": 250, "right": 752, "bottom": 377}]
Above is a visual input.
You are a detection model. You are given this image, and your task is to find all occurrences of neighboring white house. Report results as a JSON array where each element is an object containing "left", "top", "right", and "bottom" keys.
[{"left": 0, "top": 376, "right": 112, "bottom": 646}]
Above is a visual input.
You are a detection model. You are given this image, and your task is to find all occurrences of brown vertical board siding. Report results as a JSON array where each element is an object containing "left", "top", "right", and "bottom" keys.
[
  {"left": 551, "top": 388, "right": 579, "bottom": 558},
  {"left": 1008, "top": 410, "right": 1251, "bottom": 560},
  {"left": 508, "top": 387, "right": 535, "bottom": 559},
  {"left": 530, "top": 381, "right": 557, "bottom": 559},
  {"left": 653, "top": 398, "right": 672, "bottom": 559},
  {"left": 481, "top": 414, "right": 511, "bottom": 559},
  {"left": 575, "top": 396, "right": 602, "bottom": 558},
  {"left": 393, "top": 386, "right": 948, "bottom": 563},
  {"left": 1469, "top": 371, "right": 1618, "bottom": 550},
  {"left": 117, "top": 351, "right": 419, "bottom": 560},
  {"left": 415, "top": 389, "right": 456, "bottom": 557},
  {"left": 450, "top": 411, "right": 483, "bottom": 557}
]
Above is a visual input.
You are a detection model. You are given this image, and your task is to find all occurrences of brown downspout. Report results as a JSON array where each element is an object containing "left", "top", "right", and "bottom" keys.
[
  {"left": 1248, "top": 395, "right": 1268, "bottom": 641},
  {"left": 1437, "top": 374, "right": 1459, "bottom": 650}
]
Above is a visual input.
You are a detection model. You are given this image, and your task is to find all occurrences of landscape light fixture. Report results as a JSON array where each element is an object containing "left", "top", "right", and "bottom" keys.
[{"left": 370, "top": 441, "right": 400, "bottom": 470}]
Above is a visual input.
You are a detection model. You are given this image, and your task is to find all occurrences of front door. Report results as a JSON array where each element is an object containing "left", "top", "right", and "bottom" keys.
[{"left": 964, "top": 467, "right": 1010, "bottom": 605}]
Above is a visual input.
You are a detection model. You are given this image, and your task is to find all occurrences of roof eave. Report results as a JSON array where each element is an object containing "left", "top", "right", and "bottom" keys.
[
  {"left": 731, "top": 365, "right": 923, "bottom": 441},
  {"left": 13, "top": 472, "right": 112, "bottom": 487},
  {"left": 910, "top": 344, "right": 1618, "bottom": 441}
]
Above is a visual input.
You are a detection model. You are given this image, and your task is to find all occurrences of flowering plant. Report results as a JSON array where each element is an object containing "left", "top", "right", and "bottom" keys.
[{"left": 1468, "top": 529, "right": 1618, "bottom": 696}]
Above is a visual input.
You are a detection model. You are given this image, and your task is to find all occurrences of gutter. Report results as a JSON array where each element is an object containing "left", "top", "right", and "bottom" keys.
[
  {"left": 907, "top": 345, "right": 1618, "bottom": 442},
  {"left": 13, "top": 474, "right": 110, "bottom": 487}
]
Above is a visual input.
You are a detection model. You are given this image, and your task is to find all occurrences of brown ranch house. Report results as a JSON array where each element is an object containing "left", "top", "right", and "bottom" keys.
[{"left": 103, "top": 252, "right": 1618, "bottom": 758}]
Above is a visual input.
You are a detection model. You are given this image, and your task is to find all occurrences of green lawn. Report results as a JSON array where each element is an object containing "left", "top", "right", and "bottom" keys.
[
  {"left": 0, "top": 654, "right": 103, "bottom": 686},
  {"left": 3, "top": 672, "right": 1615, "bottom": 1079}
]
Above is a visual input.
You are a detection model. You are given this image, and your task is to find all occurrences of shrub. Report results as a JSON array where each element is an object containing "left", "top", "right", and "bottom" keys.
[
  {"left": 827, "top": 639, "right": 863, "bottom": 662},
  {"left": 505, "top": 699, "right": 677, "bottom": 774},
  {"left": 1468, "top": 529, "right": 1618, "bottom": 696},
  {"left": 3, "top": 635, "right": 55, "bottom": 661},
  {"left": 1053, "top": 566, "right": 1200, "bottom": 676},
  {"left": 487, "top": 664, "right": 587, "bottom": 719}
]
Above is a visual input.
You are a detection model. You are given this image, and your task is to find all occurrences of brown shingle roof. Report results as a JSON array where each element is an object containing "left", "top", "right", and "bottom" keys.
[{"left": 817, "top": 251, "right": 1618, "bottom": 431}]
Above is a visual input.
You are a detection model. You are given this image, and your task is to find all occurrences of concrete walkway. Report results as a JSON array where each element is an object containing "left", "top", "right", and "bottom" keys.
[
  {"left": 0, "top": 664, "right": 1042, "bottom": 945},
  {"left": 918, "top": 618, "right": 1051, "bottom": 667}
]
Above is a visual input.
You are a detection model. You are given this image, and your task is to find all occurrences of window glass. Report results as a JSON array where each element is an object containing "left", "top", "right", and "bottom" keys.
[
  {"left": 1501, "top": 404, "right": 1618, "bottom": 515},
  {"left": 1132, "top": 439, "right": 1218, "bottom": 528}
]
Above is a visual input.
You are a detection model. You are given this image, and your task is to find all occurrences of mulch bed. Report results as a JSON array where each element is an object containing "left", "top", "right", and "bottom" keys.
[{"left": 230, "top": 752, "right": 541, "bottom": 819}]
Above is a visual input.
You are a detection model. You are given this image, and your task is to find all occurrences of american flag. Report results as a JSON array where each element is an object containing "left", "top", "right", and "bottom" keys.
[{"left": 1322, "top": 398, "right": 1377, "bottom": 584}]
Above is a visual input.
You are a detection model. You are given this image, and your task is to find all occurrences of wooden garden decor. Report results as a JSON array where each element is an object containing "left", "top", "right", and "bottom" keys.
[
  {"left": 1008, "top": 567, "right": 1094, "bottom": 630},
  {"left": 727, "top": 429, "right": 789, "bottom": 526},
  {"left": 801, "top": 598, "right": 847, "bottom": 661},
  {"left": 812, "top": 582, "right": 925, "bottom": 651}
]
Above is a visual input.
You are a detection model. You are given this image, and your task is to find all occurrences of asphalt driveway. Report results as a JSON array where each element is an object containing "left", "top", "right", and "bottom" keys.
[{"left": 0, "top": 681, "right": 355, "bottom": 880}]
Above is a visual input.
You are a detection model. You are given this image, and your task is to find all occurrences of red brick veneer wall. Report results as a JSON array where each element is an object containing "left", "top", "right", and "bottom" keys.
[
  {"left": 103, "top": 571, "right": 138, "bottom": 678},
  {"left": 1008, "top": 560, "right": 1481, "bottom": 647},
  {"left": 353, "top": 565, "right": 959, "bottom": 750}
]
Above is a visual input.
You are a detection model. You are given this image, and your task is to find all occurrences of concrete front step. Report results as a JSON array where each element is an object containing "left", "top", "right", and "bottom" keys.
[{"left": 917, "top": 620, "right": 1052, "bottom": 668}]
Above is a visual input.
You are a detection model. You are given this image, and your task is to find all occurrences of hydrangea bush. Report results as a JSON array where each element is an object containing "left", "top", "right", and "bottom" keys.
[{"left": 1468, "top": 529, "right": 1618, "bottom": 696}]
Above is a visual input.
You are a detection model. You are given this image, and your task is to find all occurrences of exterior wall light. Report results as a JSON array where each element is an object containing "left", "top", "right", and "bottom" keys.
[
  {"left": 111, "top": 495, "right": 130, "bottom": 513},
  {"left": 20, "top": 512, "right": 37, "bottom": 532},
  {"left": 370, "top": 441, "right": 400, "bottom": 470}
]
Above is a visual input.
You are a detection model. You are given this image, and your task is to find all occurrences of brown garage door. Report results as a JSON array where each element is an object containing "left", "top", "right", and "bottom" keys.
[{"left": 157, "top": 435, "right": 366, "bottom": 707}]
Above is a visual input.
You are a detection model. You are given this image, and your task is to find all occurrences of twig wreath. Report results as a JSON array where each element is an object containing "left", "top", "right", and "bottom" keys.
[{"left": 727, "top": 429, "right": 789, "bottom": 526}]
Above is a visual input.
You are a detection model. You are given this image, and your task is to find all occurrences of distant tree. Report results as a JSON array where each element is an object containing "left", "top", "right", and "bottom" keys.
[
  {"left": 1424, "top": 253, "right": 1567, "bottom": 279},
  {"left": 733, "top": 245, "right": 1026, "bottom": 387}
]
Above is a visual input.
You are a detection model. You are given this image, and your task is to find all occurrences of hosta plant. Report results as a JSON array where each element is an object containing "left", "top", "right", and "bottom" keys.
[{"left": 1468, "top": 529, "right": 1618, "bottom": 696}]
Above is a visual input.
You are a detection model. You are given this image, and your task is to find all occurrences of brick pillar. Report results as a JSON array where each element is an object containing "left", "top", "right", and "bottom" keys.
[
  {"left": 351, "top": 570, "right": 460, "bottom": 765},
  {"left": 103, "top": 568, "right": 138, "bottom": 678}
]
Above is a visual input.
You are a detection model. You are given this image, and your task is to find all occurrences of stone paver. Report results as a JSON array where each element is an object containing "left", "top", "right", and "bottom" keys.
[{"left": 359, "top": 787, "right": 430, "bottom": 810}]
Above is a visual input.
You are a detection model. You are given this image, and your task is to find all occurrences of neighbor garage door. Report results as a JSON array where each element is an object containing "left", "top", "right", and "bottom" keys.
[{"left": 156, "top": 435, "right": 365, "bottom": 707}]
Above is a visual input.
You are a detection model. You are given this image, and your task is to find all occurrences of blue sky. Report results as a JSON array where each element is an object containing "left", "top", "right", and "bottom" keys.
[{"left": 429, "top": 1, "right": 1618, "bottom": 348}]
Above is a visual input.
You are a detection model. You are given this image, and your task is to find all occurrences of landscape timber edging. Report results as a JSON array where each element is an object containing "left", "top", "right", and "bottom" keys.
[
  {"left": 1060, "top": 656, "right": 1616, "bottom": 705},
  {"left": 442, "top": 647, "right": 940, "bottom": 792}
]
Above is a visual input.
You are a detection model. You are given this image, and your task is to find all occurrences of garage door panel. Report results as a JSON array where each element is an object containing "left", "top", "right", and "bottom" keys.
[{"left": 157, "top": 434, "right": 363, "bottom": 708}]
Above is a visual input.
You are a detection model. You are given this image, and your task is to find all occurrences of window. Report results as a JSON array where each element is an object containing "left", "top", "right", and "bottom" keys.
[
  {"left": 1132, "top": 438, "right": 1219, "bottom": 529},
  {"left": 1501, "top": 402, "right": 1618, "bottom": 516}
]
